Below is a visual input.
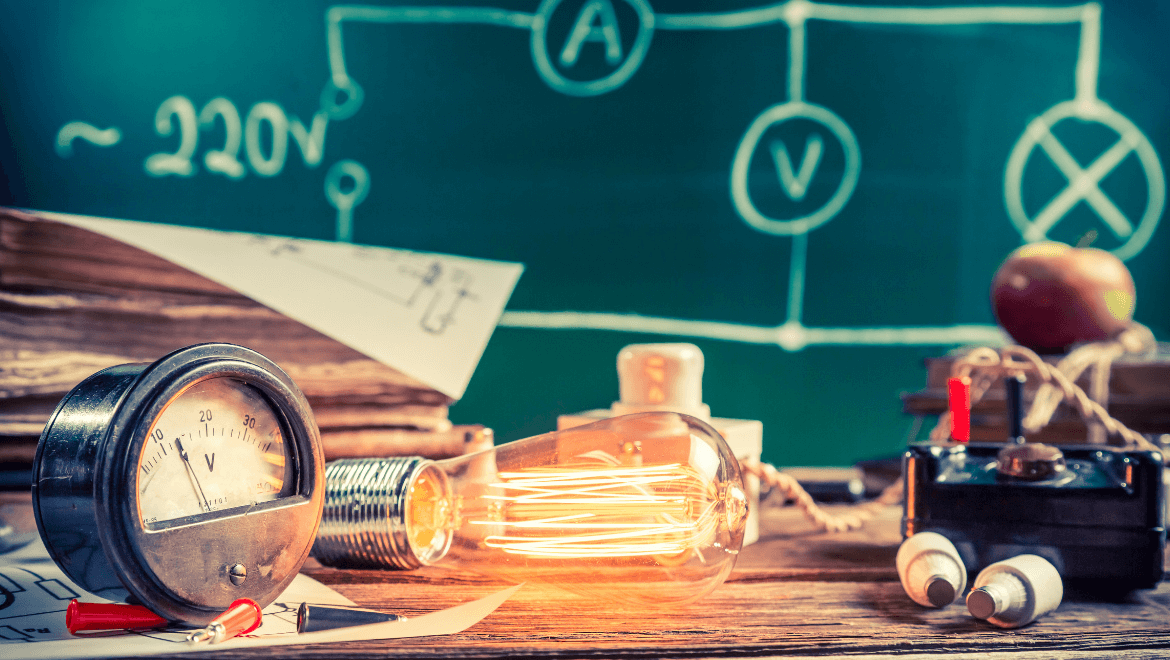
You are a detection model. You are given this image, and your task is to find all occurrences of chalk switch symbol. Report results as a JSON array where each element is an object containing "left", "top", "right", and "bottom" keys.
[
  {"left": 325, "top": 159, "right": 371, "bottom": 242},
  {"left": 770, "top": 134, "right": 824, "bottom": 201}
]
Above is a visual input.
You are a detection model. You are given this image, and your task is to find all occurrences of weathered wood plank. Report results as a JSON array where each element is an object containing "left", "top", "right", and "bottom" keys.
[
  {"left": 9, "top": 478, "right": 1170, "bottom": 658},
  {"left": 242, "top": 505, "right": 1170, "bottom": 659}
]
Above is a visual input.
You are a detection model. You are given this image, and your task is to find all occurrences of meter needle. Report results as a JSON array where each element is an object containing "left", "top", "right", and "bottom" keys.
[{"left": 175, "top": 438, "right": 212, "bottom": 512}]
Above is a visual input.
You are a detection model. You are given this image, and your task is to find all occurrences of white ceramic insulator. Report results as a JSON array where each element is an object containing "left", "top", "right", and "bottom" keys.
[
  {"left": 896, "top": 532, "right": 967, "bottom": 608},
  {"left": 967, "top": 554, "right": 1063, "bottom": 628},
  {"left": 612, "top": 343, "right": 711, "bottom": 421}
]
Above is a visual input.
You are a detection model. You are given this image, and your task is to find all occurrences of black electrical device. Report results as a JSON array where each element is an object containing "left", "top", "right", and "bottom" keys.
[
  {"left": 902, "top": 373, "right": 1166, "bottom": 591},
  {"left": 903, "top": 442, "right": 1165, "bottom": 590}
]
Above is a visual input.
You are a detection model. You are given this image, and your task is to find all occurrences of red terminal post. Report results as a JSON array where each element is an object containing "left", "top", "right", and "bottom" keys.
[
  {"left": 186, "top": 598, "right": 263, "bottom": 645},
  {"left": 66, "top": 600, "right": 169, "bottom": 634},
  {"left": 947, "top": 376, "right": 971, "bottom": 443}
]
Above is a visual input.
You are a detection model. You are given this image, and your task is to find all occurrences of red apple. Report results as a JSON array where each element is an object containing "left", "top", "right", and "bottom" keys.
[{"left": 990, "top": 242, "right": 1135, "bottom": 353}]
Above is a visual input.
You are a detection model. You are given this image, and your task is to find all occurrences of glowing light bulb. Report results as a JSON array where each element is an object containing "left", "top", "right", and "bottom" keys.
[{"left": 313, "top": 412, "right": 748, "bottom": 606}]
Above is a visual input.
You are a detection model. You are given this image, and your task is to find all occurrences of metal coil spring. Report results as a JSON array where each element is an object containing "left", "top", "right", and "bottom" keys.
[{"left": 312, "top": 457, "right": 424, "bottom": 569}]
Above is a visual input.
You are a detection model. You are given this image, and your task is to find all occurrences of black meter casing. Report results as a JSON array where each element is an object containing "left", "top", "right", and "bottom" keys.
[
  {"left": 32, "top": 344, "right": 325, "bottom": 625},
  {"left": 903, "top": 443, "right": 1165, "bottom": 591}
]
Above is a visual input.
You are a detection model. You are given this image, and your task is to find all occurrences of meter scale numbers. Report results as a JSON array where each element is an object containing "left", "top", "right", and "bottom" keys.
[{"left": 138, "top": 378, "right": 293, "bottom": 526}]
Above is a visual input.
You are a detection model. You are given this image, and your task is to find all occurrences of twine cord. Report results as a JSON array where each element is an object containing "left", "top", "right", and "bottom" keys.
[
  {"left": 740, "top": 460, "right": 904, "bottom": 534},
  {"left": 742, "top": 323, "right": 1157, "bottom": 534},
  {"left": 929, "top": 323, "right": 1157, "bottom": 453}
]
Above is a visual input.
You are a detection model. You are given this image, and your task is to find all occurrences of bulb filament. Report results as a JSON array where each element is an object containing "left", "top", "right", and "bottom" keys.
[{"left": 473, "top": 463, "right": 720, "bottom": 559}]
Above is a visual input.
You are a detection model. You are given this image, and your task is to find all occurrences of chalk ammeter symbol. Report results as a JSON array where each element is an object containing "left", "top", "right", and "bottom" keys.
[{"left": 54, "top": 0, "right": 1164, "bottom": 351}]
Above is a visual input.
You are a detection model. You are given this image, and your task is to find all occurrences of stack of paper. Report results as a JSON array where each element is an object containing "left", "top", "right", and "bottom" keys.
[{"left": 0, "top": 209, "right": 522, "bottom": 468}]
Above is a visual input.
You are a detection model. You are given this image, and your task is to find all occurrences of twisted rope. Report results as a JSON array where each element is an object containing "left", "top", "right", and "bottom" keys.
[
  {"left": 929, "top": 324, "right": 1158, "bottom": 453},
  {"left": 745, "top": 323, "right": 1158, "bottom": 535},
  {"left": 740, "top": 460, "right": 903, "bottom": 533},
  {"left": 1024, "top": 324, "right": 1156, "bottom": 443}
]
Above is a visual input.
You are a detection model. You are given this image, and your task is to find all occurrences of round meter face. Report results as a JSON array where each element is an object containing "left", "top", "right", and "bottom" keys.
[
  {"left": 34, "top": 344, "right": 324, "bottom": 625},
  {"left": 138, "top": 377, "right": 295, "bottom": 527}
]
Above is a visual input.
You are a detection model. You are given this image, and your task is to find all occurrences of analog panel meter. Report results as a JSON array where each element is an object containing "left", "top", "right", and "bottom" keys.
[{"left": 33, "top": 344, "right": 324, "bottom": 625}]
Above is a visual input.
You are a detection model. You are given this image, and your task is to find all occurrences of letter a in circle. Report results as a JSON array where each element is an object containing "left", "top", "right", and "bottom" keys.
[{"left": 559, "top": 0, "right": 623, "bottom": 67}]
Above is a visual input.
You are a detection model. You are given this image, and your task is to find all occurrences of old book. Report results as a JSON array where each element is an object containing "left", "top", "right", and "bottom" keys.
[
  {"left": 901, "top": 345, "right": 1170, "bottom": 443},
  {"left": 0, "top": 208, "right": 485, "bottom": 467}
]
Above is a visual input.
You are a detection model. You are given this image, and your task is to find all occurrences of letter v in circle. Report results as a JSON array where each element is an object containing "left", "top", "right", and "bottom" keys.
[{"left": 770, "top": 134, "right": 824, "bottom": 201}]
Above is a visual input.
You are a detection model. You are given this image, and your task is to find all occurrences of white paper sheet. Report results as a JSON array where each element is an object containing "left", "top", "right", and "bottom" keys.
[
  {"left": 37, "top": 211, "right": 524, "bottom": 400},
  {"left": 0, "top": 541, "right": 518, "bottom": 659}
]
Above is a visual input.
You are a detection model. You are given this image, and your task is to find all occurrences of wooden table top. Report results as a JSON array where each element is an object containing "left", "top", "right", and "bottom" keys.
[
  {"left": 248, "top": 503, "right": 1170, "bottom": 659},
  {"left": 6, "top": 492, "right": 1170, "bottom": 658}
]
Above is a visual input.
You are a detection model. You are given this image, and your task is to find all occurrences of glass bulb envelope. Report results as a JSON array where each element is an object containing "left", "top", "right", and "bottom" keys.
[{"left": 313, "top": 412, "right": 749, "bottom": 606}]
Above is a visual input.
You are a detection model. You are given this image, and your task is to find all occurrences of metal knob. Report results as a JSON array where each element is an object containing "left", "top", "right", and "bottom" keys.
[{"left": 996, "top": 442, "right": 1066, "bottom": 480}]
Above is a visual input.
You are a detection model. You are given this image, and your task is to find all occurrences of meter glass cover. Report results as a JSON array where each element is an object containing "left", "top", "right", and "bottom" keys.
[{"left": 137, "top": 377, "right": 294, "bottom": 527}]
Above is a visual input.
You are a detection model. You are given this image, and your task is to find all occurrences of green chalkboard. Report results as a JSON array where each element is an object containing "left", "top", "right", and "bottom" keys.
[{"left": 2, "top": 0, "right": 1169, "bottom": 466}]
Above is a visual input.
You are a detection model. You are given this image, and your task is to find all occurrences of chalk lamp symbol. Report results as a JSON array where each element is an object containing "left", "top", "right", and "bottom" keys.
[
  {"left": 1004, "top": 100, "right": 1165, "bottom": 261},
  {"left": 325, "top": 160, "right": 371, "bottom": 243},
  {"left": 731, "top": 101, "right": 861, "bottom": 237}
]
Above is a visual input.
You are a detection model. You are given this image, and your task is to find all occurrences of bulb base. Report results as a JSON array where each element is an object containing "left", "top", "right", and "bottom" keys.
[{"left": 313, "top": 457, "right": 431, "bottom": 569}]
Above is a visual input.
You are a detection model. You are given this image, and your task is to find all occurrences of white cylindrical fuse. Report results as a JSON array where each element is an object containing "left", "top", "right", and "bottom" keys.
[
  {"left": 896, "top": 532, "right": 967, "bottom": 607},
  {"left": 967, "top": 554, "right": 1063, "bottom": 628},
  {"left": 613, "top": 343, "right": 711, "bottom": 420}
]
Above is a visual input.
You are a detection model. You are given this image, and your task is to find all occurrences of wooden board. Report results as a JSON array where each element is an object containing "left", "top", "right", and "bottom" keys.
[
  {"left": 4, "top": 492, "right": 1170, "bottom": 657},
  {"left": 249, "top": 506, "right": 1170, "bottom": 658}
]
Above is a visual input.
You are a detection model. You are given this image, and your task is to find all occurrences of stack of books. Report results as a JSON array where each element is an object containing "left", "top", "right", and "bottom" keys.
[
  {"left": 902, "top": 345, "right": 1170, "bottom": 444},
  {"left": 0, "top": 208, "right": 487, "bottom": 478}
]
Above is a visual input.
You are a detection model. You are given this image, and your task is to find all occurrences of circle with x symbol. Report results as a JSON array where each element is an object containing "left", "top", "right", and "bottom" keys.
[{"left": 1004, "top": 100, "right": 1165, "bottom": 261}]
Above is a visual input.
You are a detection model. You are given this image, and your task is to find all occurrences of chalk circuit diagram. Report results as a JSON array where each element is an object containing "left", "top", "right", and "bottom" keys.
[{"left": 55, "top": 1, "right": 1165, "bottom": 351}]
